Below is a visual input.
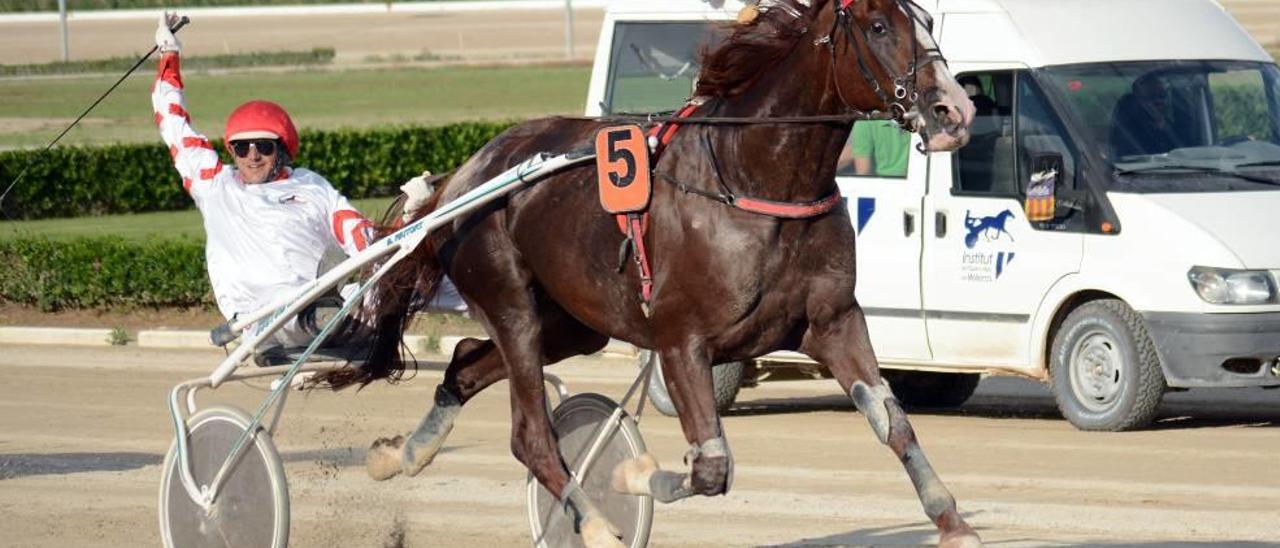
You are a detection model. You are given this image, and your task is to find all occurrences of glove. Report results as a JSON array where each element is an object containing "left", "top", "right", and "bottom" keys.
[
  {"left": 155, "top": 12, "right": 182, "bottom": 54},
  {"left": 400, "top": 170, "right": 435, "bottom": 223}
]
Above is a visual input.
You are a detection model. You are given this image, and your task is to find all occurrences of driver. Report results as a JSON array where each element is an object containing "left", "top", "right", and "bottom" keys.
[
  {"left": 151, "top": 13, "right": 384, "bottom": 356},
  {"left": 1109, "top": 73, "right": 1194, "bottom": 158}
]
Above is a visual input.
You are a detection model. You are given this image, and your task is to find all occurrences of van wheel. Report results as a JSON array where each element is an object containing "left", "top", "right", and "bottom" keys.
[
  {"left": 882, "top": 370, "right": 981, "bottom": 408},
  {"left": 638, "top": 350, "right": 745, "bottom": 417},
  {"left": 1050, "top": 299, "right": 1166, "bottom": 431}
]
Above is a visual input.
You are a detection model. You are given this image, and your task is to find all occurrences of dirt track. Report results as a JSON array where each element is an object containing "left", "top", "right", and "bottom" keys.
[{"left": 1, "top": 345, "right": 1278, "bottom": 547}]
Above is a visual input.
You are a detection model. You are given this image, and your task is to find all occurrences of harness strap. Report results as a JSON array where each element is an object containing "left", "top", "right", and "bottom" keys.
[
  {"left": 734, "top": 192, "right": 843, "bottom": 218},
  {"left": 606, "top": 102, "right": 703, "bottom": 318},
  {"left": 647, "top": 103, "right": 702, "bottom": 157},
  {"left": 627, "top": 214, "right": 655, "bottom": 317}
]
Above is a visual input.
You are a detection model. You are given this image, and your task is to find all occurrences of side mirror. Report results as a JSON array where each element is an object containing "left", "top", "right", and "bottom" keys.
[{"left": 1024, "top": 153, "right": 1062, "bottom": 222}]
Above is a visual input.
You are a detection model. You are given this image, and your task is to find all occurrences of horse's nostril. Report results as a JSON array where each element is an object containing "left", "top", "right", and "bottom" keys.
[{"left": 932, "top": 103, "right": 953, "bottom": 121}]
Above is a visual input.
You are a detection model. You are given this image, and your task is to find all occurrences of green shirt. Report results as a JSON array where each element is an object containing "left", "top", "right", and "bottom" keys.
[{"left": 851, "top": 120, "right": 910, "bottom": 177}]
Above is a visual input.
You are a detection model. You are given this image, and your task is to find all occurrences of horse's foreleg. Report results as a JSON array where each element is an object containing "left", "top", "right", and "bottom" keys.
[
  {"left": 801, "top": 303, "right": 982, "bottom": 548},
  {"left": 612, "top": 344, "right": 732, "bottom": 503}
]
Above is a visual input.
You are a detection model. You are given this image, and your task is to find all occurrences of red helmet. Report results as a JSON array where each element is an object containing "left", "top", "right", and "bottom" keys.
[{"left": 224, "top": 100, "right": 299, "bottom": 157}]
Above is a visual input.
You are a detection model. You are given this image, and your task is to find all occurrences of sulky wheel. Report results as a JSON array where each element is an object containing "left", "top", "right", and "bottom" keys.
[
  {"left": 526, "top": 393, "right": 653, "bottom": 548},
  {"left": 159, "top": 406, "right": 289, "bottom": 548}
]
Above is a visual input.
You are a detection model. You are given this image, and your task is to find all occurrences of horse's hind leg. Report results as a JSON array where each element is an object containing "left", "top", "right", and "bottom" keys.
[
  {"left": 369, "top": 301, "right": 606, "bottom": 481},
  {"left": 367, "top": 337, "right": 499, "bottom": 480},
  {"left": 801, "top": 302, "right": 982, "bottom": 548}
]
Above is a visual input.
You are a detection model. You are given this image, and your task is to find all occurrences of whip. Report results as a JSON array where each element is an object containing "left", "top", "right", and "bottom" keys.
[{"left": 0, "top": 16, "right": 190, "bottom": 217}]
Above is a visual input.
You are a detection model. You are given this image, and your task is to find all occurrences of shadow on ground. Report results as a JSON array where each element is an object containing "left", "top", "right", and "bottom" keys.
[
  {"left": 0, "top": 452, "right": 162, "bottom": 480},
  {"left": 726, "top": 377, "right": 1279, "bottom": 430},
  {"left": 764, "top": 519, "right": 1277, "bottom": 547}
]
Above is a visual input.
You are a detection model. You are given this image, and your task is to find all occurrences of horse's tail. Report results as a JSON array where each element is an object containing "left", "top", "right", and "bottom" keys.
[{"left": 314, "top": 174, "right": 453, "bottom": 390}]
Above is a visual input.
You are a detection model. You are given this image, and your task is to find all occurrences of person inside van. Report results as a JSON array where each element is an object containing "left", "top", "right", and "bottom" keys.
[
  {"left": 838, "top": 119, "right": 911, "bottom": 177},
  {"left": 1109, "top": 73, "right": 1195, "bottom": 158},
  {"left": 959, "top": 75, "right": 997, "bottom": 119}
]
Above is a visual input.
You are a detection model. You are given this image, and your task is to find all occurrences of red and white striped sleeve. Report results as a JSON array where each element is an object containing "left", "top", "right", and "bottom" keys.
[
  {"left": 151, "top": 52, "right": 226, "bottom": 195},
  {"left": 328, "top": 195, "right": 375, "bottom": 256}
]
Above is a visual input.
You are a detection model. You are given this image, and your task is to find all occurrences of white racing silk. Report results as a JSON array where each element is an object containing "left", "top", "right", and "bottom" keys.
[{"left": 151, "top": 52, "right": 374, "bottom": 324}]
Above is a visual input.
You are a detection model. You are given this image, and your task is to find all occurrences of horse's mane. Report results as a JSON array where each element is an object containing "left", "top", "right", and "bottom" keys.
[{"left": 694, "top": 0, "right": 820, "bottom": 98}]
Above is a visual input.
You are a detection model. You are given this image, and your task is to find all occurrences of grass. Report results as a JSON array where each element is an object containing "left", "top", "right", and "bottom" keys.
[
  {"left": 0, "top": 63, "right": 590, "bottom": 149},
  {"left": 0, "top": 48, "right": 334, "bottom": 77},
  {"left": 0, "top": 196, "right": 398, "bottom": 241}
]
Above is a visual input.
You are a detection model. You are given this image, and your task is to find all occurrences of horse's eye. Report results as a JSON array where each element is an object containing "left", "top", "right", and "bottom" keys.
[{"left": 871, "top": 22, "right": 888, "bottom": 35}]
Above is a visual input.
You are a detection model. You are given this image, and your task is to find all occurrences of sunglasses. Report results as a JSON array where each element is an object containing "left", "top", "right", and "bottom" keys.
[{"left": 229, "top": 139, "right": 279, "bottom": 158}]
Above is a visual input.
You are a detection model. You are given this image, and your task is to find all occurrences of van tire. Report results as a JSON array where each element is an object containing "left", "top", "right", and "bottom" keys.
[
  {"left": 638, "top": 350, "right": 744, "bottom": 417},
  {"left": 882, "top": 370, "right": 981, "bottom": 408},
  {"left": 1050, "top": 299, "right": 1166, "bottom": 431}
]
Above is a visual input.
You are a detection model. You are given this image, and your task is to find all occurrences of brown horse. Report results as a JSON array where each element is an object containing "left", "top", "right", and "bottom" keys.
[{"left": 345, "top": 0, "right": 978, "bottom": 546}]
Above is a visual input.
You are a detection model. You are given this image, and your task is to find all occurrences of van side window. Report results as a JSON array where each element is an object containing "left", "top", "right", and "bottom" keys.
[
  {"left": 1016, "top": 72, "right": 1077, "bottom": 193},
  {"left": 952, "top": 72, "right": 1015, "bottom": 194},
  {"left": 836, "top": 120, "right": 911, "bottom": 178},
  {"left": 604, "top": 22, "right": 720, "bottom": 114}
]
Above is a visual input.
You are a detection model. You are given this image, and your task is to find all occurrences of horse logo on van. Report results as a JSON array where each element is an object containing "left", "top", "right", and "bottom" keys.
[{"left": 964, "top": 209, "right": 1016, "bottom": 249}]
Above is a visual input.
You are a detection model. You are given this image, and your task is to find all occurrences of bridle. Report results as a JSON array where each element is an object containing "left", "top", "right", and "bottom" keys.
[{"left": 821, "top": 0, "right": 948, "bottom": 130}]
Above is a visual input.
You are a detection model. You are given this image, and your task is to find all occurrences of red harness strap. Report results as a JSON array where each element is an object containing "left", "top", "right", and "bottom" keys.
[
  {"left": 733, "top": 192, "right": 843, "bottom": 218},
  {"left": 613, "top": 102, "right": 843, "bottom": 316},
  {"left": 647, "top": 103, "right": 701, "bottom": 157},
  {"left": 613, "top": 103, "right": 702, "bottom": 316}
]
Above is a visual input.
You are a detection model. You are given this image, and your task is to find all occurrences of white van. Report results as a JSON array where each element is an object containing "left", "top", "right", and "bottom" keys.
[{"left": 586, "top": 0, "right": 1280, "bottom": 431}]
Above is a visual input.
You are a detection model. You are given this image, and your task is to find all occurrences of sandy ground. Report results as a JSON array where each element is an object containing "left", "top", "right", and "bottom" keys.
[
  {"left": 0, "top": 9, "right": 606, "bottom": 66},
  {"left": 1, "top": 345, "right": 1278, "bottom": 547}
]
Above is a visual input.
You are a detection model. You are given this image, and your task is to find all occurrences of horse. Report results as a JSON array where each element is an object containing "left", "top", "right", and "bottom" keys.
[{"left": 338, "top": 0, "right": 979, "bottom": 546}]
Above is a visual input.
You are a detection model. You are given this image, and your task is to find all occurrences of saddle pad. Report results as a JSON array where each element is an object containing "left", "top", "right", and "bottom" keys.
[{"left": 595, "top": 125, "right": 652, "bottom": 214}]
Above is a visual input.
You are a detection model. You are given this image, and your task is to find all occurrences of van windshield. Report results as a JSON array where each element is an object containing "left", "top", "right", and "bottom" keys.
[
  {"left": 604, "top": 22, "right": 722, "bottom": 114},
  {"left": 1045, "top": 61, "right": 1280, "bottom": 191}
]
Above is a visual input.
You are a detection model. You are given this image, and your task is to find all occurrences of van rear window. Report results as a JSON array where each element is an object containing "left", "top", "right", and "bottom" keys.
[{"left": 605, "top": 22, "right": 723, "bottom": 114}]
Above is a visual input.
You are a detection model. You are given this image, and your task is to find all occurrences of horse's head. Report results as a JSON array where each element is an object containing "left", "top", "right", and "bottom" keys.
[{"left": 819, "top": 0, "right": 974, "bottom": 151}]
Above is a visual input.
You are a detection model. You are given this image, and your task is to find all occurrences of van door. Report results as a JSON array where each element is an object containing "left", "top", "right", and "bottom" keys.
[
  {"left": 922, "top": 71, "right": 1084, "bottom": 367},
  {"left": 839, "top": 121, "right": 931, "bottom": 362}
]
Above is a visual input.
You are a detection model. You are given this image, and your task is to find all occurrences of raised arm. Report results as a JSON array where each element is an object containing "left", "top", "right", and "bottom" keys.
[{"left": 150, "top": 13, "right": 225, "bottom": 195}]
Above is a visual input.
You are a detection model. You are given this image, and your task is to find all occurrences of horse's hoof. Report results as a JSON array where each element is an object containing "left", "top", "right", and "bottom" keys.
[
  {"left": 365, "top": 435, "right": 406, "bottom": 481},
  {"left": 939, "top": 529, "right": 983, "bottom": 548},
  {"left": 610, "top": 453, "right": 659, "bottom": 495},
  {"left": 580, "top": 516, "right": 626, "bottom": 548},
  {"left": 403, "top": 422, "right": 453, "bottom": 478}
]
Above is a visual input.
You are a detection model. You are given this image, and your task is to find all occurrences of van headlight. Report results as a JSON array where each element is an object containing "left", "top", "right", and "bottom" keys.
[{"left": 1187, "top": 267, "right": 1277, "bottom": 305}]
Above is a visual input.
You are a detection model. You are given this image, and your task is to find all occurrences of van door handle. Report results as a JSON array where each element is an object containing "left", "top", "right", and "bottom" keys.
[
  {"left": 903, "top": 210, "right": 915, "bottom": 237},
  {"left": 935, "top": 211, "right": 947, "bottom": 238}
]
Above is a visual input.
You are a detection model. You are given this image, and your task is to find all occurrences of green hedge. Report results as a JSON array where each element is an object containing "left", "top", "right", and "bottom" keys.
[
  {"left": 0, "top": 236, "right": 209, "bottom": 310},
  {"left": 0, "top": 121, "right": 515, "bottom": 220},
  {"left": 0, "top": 48, "right": 334, "bottom": 77}
]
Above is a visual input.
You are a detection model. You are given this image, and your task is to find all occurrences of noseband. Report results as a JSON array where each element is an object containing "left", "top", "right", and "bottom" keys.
[{"left": 820, "top": 0, "right": 949, "bottom": 128}]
